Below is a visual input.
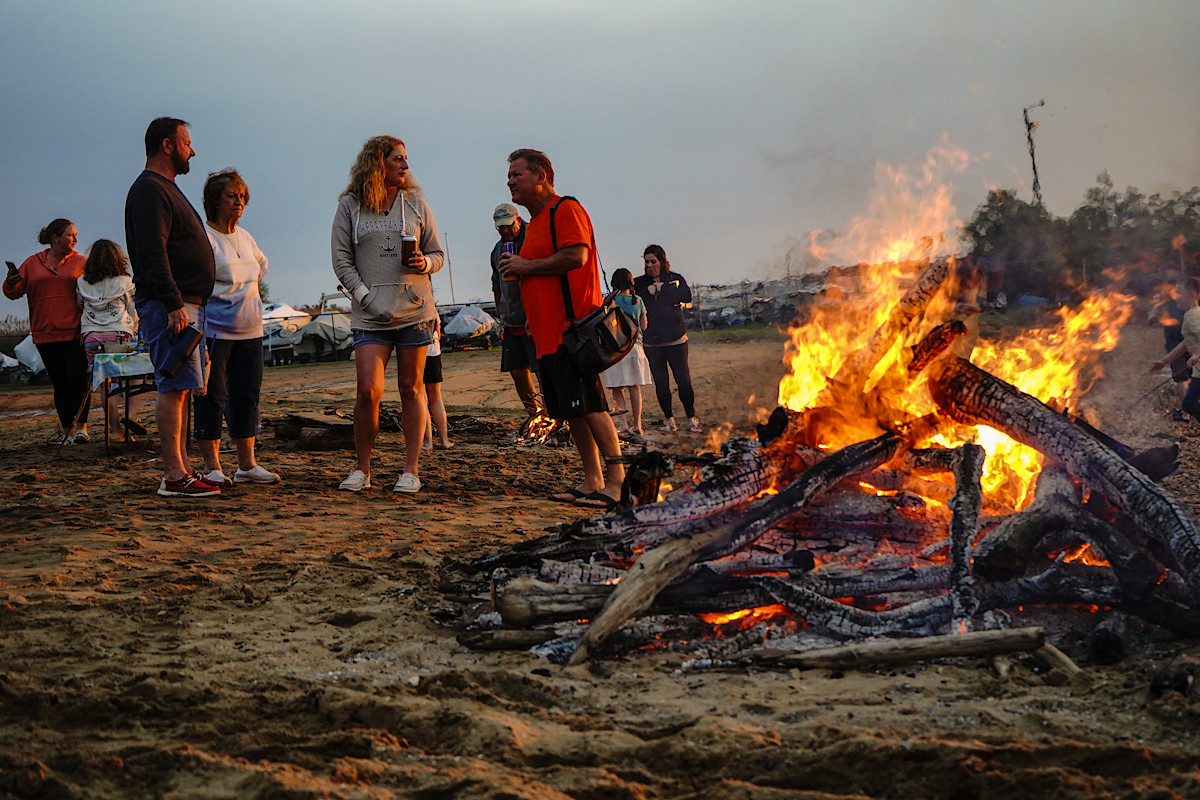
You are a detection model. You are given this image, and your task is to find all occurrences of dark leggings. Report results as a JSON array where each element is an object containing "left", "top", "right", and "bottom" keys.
[
  {"left": 646, "top": 341, "right": 695, "bottom": 419},
  {"left": 1184, "top": 377, "right": 1200, "bottom": 421},
  {"left": 35, "top": 339, "right": 91, "bottom": 432},
  {"left": 193, "top": 337, "right": 264, "bottom": 440}
]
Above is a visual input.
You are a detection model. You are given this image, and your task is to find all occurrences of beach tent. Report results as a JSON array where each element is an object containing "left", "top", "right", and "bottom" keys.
[
  {"left": 262, "top": 303, "right": 312, "bottom": 343},
  {"left": 443, "top": 305, "right": 496, "bottom": 339},
  {"left": 294, "top": 312, "right": 352, "bottom": 361},
  {"left": 262, "top": 303, "right": 312, "bottom": 363},
  {"left": 12, "top": 334, "right": 44, "bottom": 375}
]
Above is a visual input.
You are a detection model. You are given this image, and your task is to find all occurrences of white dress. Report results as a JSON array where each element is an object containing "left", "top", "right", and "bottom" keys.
[{"left": 602, "top": 294, "right": 652, "bottom": 389}]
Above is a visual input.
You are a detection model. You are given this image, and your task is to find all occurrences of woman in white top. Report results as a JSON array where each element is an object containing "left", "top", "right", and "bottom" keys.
[{"left": 195, "top": 168, "right": 279, "bottom": 487}]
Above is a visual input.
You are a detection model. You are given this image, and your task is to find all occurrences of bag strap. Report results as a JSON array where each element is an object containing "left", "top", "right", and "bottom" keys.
[
  {"left": 550, "top": 196, "right": 603, "bottom": 323},
  {"left": 551, "top": 197, "right": 576, "bottom": 322}
]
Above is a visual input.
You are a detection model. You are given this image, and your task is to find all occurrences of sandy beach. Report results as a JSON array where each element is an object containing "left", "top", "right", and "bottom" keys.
[{"left": 3, "top": 321, "right": 1200, "bottom": 799}]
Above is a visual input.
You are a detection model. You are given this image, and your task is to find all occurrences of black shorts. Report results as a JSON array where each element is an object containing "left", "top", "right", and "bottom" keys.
[
  {"left": 538, "top": 346, "right": 608, "bottom": 420},
  {"left": 423, "top": 353, "right": 443, "bottom": 384},
  {"left": 500, "top": 327, "right": 539, "bottom": 374}
]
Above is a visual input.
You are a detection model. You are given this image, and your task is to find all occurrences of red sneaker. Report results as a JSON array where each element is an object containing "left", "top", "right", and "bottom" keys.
[
  {"left": 192, "top": 470, "right": 224, "bottom": 488},
  {"left": 159, "top": 475, "right": 221, "bottom": 497}
]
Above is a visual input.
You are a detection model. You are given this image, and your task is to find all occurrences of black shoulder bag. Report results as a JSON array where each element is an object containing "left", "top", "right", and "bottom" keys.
[{"left": 550, "top": 197, "right": 637, "bottom": 375}]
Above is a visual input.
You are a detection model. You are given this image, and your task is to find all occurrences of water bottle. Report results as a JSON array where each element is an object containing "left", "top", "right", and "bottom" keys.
[{"left": 160, "top": 325, "right": 204, "bottom": 378}]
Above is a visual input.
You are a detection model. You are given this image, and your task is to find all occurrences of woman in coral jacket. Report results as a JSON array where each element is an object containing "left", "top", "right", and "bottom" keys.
[{"left": 4, "top": 218, "right": 91, "bottom": 442}]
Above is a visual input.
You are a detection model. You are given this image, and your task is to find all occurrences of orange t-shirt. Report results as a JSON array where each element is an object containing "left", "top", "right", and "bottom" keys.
[{"left": 518, "top": 196, "right": 603, "bottom": 358}]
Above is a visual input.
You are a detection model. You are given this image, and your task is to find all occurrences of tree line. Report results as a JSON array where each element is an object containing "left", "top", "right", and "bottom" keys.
[{"left": 961, "top": 172, "right": 1200, "bottom": 300}]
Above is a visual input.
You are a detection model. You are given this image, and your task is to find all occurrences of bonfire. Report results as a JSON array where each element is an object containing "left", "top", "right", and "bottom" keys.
[{"left": 467, "top": 174, "right": 1200, "bottom": 670}]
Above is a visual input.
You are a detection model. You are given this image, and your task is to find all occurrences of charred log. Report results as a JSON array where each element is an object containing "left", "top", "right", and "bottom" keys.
[
  {"left": 567, "top": 432, "right": 906, "bottom": 663},
  {"left": 949, "top": 444, "right": 985, "bottom": 628},
  {"left": 1070, "top": 414, "right": 1179, "bottom": 481},
  {"left": 929, "top": 356, "right": 1200, "bottom": 599},
  {"left": 497, "top": 571, "right": 774, "bottom": 629},
  {"left": 817, "top": 259, "right": 950, "bottom": 406}
]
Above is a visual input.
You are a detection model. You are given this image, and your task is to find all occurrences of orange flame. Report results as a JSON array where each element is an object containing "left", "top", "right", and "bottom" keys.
[{"left": 776, "top": 143, "right": 1133, "bottom": 509}]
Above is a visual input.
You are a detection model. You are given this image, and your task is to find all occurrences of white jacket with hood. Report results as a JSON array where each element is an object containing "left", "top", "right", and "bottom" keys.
[{"left": 77, "top": 275, "right": 138, "bottom": 336}]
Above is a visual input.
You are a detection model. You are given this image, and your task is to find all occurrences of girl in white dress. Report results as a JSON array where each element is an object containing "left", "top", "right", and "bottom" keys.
[{"left": 601, "top": 268, "right": 652, "bottom": 435}]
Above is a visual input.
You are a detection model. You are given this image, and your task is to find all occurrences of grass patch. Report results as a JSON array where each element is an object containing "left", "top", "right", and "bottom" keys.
[{"left": 689, "top": 322, "right": 787, "bottom": 343}]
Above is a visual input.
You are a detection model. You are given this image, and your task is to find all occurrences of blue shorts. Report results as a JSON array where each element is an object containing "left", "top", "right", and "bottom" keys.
[
  {"left": 135, "top": 298, "right": 208, "bottom": 393},
  {"left": 352, "top": 320, "right": 436, "bottom": 350}
]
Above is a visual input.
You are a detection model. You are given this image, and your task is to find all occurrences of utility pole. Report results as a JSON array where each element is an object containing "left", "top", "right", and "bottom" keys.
[
  {"left": 1023, "top": 99, "right": 1045, "bottom": 206},
  {"left": 443, "top": 233, "right": 456, "bottom": 305}
]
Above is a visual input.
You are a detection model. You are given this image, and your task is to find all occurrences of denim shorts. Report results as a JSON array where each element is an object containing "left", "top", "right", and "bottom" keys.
[
  {"left": 352, "top": 319, "right": 436, "bottom": 350},
  {"left": 135, "top": 298, "right": 208, "bottom": 392}
]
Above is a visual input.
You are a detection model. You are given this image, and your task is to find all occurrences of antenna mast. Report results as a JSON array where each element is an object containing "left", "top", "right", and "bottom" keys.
[{"left": 1023, "top": 99, "right": 1045, "bottom": 206}]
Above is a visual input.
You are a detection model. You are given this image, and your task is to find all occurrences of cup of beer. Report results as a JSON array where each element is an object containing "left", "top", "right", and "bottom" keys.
[{"left": 401, "top": 235, "right": 417, "bottom": 266}]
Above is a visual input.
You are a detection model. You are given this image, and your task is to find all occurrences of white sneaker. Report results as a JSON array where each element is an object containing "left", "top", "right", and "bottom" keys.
[
  {"left": 234, "top": 465, "right": 280, "bottom": 485},
  {"left": 393, "top": 472, "right": 421, "bottom": 493},
  {"left": 203, "top": 469, "right": 233, "bottom": 488},
  {"left": 339, "top": 469, "right": 371, "bottom": 492}
]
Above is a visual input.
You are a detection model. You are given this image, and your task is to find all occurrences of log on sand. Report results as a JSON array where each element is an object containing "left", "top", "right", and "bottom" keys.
[{"left": 755, "top": 626, "right": 1046, "bottom": 670}]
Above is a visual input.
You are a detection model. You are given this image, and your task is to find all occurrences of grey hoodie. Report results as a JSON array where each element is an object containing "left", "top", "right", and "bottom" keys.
[
  {"left": 331, "top": 191, "right": 444, "bottom": 331},
  {"left": 77, "top": 274, "right": 138, "bottom": 335}
]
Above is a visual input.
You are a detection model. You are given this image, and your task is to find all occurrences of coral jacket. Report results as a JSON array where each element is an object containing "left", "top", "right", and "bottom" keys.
[{"left": 3, "top": 250, "right": 86, "bottom": 343}]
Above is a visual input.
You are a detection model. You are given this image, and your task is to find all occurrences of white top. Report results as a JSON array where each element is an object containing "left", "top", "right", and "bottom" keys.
[{"left": 205, "top": 225, "right": 269, "bottom": 339}]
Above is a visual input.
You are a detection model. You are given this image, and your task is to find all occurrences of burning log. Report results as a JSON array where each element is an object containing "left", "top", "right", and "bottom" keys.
[
  {"left": 815, "top": 258, "right": 950, "bottom": 406},
  {"left": 928, "top": 355, "right": 1200, "bottom": 599},
  {"left": 567, "top": 432, "right": 906, "bottom": 664},
  {"left": 471, "top": 436, "right": 818, "bottom": 572}
]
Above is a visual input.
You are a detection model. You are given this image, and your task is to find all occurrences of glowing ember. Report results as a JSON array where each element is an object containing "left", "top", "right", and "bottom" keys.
[
  {"left": 514, "top": 410, "right": 562, "bottom": 446},
  {"left": 700, "top": 604, "right": 789, "bottom": 630},
  {"left": 1052, "top": 542, "right": 1111, "bottom": 568}
]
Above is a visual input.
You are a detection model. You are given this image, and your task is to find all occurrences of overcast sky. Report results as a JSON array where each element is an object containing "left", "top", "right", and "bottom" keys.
[{"left": 2, "top": 0, "right": 1198, "bottom": 323}]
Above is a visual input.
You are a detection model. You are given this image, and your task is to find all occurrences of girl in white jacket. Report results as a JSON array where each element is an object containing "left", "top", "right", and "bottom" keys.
[{"left": 77, "top": 239, "right": 141, "bottom": 441}]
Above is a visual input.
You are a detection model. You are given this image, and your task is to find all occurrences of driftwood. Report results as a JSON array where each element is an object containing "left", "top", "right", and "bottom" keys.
[
  {"left": 498, "top": 571, "right": 774, "bottom": 629},
  {"left": 566, "top": 432, "right": 906, "bottom": 664},
  {"left": 754, "top": 626, "right": 1046, "bottom": 670},
  {"left": 928, "top": 355, "right": 1200, "bottom": 599}
]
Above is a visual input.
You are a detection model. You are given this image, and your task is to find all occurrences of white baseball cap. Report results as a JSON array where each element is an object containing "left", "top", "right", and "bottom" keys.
[{"left": 493, "top": 204, "right": 519, "bottom": 228}]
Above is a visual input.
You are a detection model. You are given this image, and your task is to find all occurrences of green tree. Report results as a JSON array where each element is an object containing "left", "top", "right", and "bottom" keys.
[{"left": 961, "top": 189, "right": 1068, "bottom": 298}]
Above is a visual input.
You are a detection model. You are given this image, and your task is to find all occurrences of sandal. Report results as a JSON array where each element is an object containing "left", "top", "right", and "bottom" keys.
[
  {"left": 573, "top": 491, "right": 618, "bottom": 511},
  {"left": 549, "top": 487, "right": 588, "bottom": 503}
]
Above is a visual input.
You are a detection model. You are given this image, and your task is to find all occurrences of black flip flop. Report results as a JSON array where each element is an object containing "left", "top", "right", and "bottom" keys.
[
  {"left": 573, "top": 491, "right": 618, "bottom": 511},
  {"left": 549, "top": 487, "right": 588, "bottom": 503}
]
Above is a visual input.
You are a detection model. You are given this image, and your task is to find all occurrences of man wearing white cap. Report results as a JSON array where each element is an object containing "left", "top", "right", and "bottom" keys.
[{"left": 489, "top": 203, "right": 540, "bottom": 415}]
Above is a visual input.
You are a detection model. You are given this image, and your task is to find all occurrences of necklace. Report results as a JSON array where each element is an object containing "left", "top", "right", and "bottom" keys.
[{"left": 211, "top": 224, "right": 244, "bottom": 259}]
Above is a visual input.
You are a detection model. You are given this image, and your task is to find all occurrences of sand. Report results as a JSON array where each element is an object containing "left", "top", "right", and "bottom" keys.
[{"left": 2, "top": 321, "right": 1200, "bottom": 799}]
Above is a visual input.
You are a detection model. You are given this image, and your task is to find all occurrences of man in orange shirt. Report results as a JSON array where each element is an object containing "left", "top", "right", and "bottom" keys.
[{"left": 498, "top": 149, "right": 624, "bottom": 511}]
